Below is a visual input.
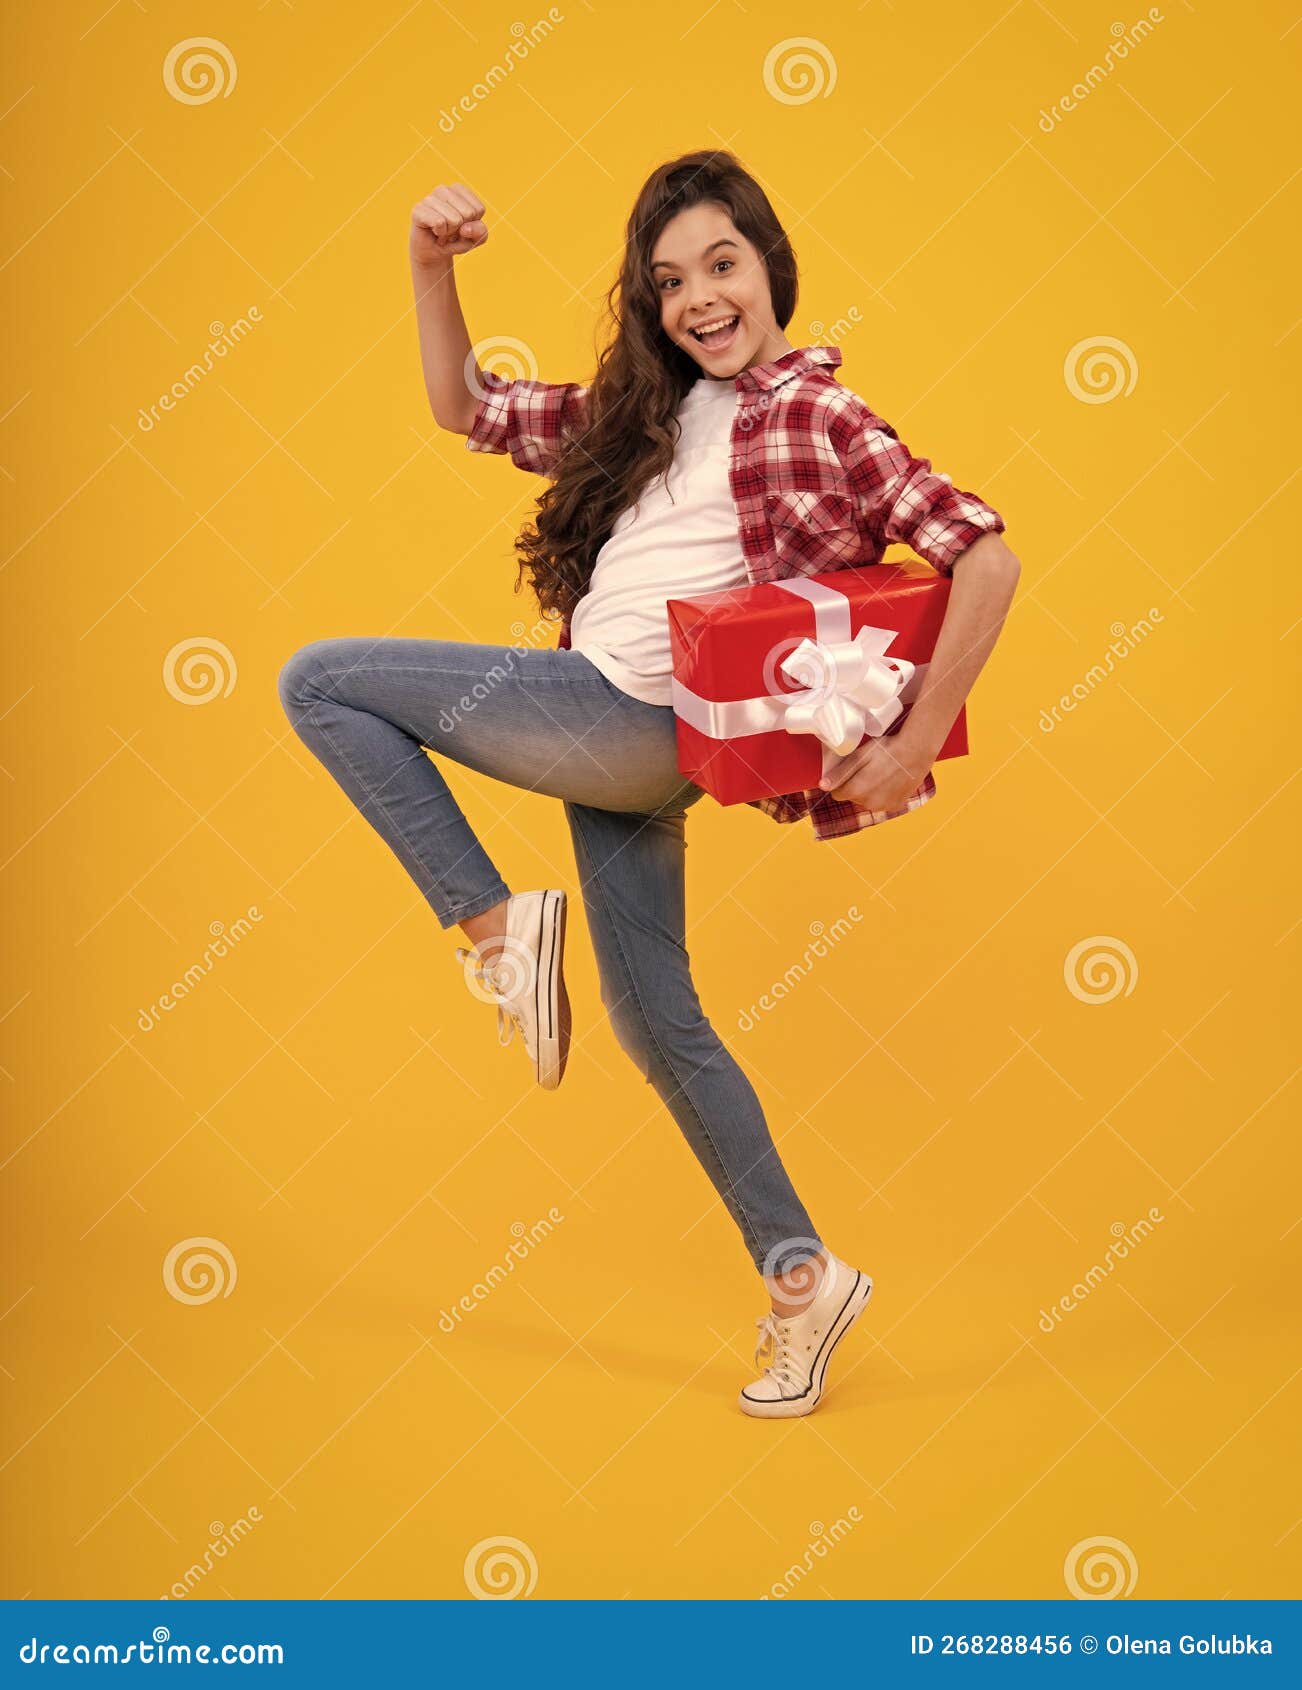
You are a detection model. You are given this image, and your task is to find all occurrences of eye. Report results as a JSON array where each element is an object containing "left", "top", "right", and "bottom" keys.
[{"left": 714, "top": 260, "right": 733, "bottom": 274}]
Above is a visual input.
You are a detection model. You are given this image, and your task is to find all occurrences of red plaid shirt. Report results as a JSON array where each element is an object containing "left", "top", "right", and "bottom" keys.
[{"left": 465, "top": 343, "right": 1005, "bottom": 841}]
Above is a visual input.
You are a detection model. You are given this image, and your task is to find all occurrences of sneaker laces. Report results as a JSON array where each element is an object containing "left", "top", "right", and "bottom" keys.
[
  {"left": 455, "top": 946, "right": 525, "bottom": 1050},
  {"left": 754, "top": 1311, "right": 802, "bottom": 1391}
]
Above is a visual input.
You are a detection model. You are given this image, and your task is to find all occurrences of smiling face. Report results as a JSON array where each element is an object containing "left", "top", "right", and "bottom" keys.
[{"left": 651, "top": 201, "right": 794, "bottom": 379}]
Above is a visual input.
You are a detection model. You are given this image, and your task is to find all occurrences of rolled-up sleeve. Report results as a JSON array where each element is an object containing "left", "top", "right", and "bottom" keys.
[
  {"left": 464, "top": 369, "right": 590, "bottom": 478},
  {"left": 837, "top": 410, "right": 1005, "bottom": 576}
]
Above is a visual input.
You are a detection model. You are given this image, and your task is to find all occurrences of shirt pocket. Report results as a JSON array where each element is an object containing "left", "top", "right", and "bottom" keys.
[{"left": 763, "top": 488, "right": 864, "bottom": 571}]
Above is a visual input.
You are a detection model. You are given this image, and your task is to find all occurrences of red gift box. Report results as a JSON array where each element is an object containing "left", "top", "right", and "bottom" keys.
[{"left": 666, "top": 560, "right": 967, "bottom": 806}]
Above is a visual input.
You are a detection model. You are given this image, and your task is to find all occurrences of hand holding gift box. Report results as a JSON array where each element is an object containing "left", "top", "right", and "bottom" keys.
[{"left": 666, "top": 560, "right": 966, "bottom": 807}]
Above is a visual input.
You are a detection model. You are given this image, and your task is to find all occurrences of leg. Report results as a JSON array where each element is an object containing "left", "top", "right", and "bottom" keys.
[
  {"left": 277, "top": 635, "right": 692, "bottom": 933},
  {"left": 278, "top": 638, "right": 510, "bottom": 931},
  {"left": 564, "top": 798, "right": 823, "bottom": 1277}
]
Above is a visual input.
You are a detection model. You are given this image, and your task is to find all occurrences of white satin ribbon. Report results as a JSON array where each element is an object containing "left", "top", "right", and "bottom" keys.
[{"left": 670, "top": 577, "right": 924, "bottom": 777}]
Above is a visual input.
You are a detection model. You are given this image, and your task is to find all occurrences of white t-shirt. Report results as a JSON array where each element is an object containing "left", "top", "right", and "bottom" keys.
[{"left": 569, "top": 376, "right": 749, "bottom": 706}]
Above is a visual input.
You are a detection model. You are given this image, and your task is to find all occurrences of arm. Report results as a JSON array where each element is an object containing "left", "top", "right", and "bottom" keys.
[
  {"left": 410, "top": 189, "right": 590, "bottom": 473},
  {"left": 462, "top": 370, "right": 591, "bottom": 477},
  {"left": 836, "top": 410, "right": 1006, "bottom": 576},
  {"left": 409, "top": 182, "right": 489, "bottom": 434},
  {"left": 821, "top": 531, "right": 1021, "bottom": 807},
  {"left": 889, "top": 530, "right": 1020, "bottom": 766}
]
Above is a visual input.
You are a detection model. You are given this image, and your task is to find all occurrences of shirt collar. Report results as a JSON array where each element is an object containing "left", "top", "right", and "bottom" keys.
[{"left": 732, "top": 344, "right": 843, "bottom": 393}]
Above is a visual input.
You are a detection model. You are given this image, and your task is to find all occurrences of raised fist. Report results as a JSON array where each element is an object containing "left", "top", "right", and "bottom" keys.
[{"left": 410, "top": 183, "right": 488, "bottom": 266}]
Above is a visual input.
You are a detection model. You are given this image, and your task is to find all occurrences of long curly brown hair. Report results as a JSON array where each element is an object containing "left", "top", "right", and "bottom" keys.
[{"left": 511, "top": 149, "right": 799, "bottom": 628}]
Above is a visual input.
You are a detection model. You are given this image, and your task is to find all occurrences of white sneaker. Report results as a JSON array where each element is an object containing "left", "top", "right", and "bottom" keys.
[
  {"left": 455, "top": 889, "right": 570, "bottom": 1090},
  {"left": 738, "top": 1253, "right": 873, "bottom": 1418}
]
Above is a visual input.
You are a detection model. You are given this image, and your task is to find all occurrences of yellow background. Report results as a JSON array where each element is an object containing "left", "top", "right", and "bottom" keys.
[{"left": 2, "top": 0, "right": 1298, "bottom": 1602}]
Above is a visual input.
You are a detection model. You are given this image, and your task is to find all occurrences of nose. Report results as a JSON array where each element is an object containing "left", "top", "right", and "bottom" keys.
[{"left": 686, "top": 285, "right": 718, "bottom": 317}]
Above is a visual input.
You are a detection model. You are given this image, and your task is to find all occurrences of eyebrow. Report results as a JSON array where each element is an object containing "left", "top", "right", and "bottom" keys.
[{"left": 650, "top": 238, "right": 739, "bottom": 273}]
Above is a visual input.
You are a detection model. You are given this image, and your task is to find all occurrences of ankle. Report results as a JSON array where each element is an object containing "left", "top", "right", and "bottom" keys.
[
  {"left": 460, "top": 899, "right": 510, "bottom": 960},
  {"left": 766, "top": 1247, "right": 829, "bottom": 1317}
]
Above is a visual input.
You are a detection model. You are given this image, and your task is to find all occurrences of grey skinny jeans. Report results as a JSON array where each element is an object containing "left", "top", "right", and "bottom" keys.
[{"left": 277, "top": 635, "right": 822, "bottom": 1275}]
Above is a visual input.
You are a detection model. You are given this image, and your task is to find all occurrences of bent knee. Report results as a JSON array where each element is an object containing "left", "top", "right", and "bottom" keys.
[{"left": 277, "top": 638, "right": 345, "bottom": 716}]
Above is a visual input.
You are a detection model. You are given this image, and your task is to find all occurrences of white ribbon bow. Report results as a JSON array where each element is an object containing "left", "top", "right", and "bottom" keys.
[{"left": 777, "top": 627, "right": 915, "bottom": 757}]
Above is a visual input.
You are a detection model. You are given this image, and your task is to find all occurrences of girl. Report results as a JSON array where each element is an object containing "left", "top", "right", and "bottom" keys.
[{"left": 278, "top": 150, "right": 1019, "bottom": 1419}]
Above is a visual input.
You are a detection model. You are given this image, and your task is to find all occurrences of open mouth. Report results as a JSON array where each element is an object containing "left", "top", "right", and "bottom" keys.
[{"left": 688, "top": 314, "right": 740, "bottom": 353}]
